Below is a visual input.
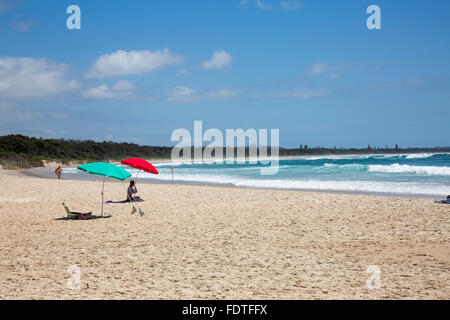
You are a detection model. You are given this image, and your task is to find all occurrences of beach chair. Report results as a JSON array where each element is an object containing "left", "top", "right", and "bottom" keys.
[{"left": 62, "top": 203, "right": 92, "bottom": 220}]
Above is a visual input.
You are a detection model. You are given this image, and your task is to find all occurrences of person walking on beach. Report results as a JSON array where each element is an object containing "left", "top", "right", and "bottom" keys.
[
  {"left": 126, "top": 180, "right": 138, "bottom": 202},
  {"left": 55, "top": 166, "right": 63, "bottom": 180}
]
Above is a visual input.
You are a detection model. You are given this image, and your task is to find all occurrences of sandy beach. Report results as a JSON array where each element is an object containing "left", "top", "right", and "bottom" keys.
[{"left": 0, "top": 168, "right": 448, "bottom": 300}]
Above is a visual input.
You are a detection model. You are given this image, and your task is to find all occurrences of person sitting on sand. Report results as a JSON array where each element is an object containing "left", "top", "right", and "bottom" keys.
[
  {"left": 55, "top": 166, "right": 63, "bottom": 180},
  {"left": 126, "top": 180, "right": 138, "bottom": 202},
  {"left": 435, "top": 195, "right": 450, "bottom": 204}
]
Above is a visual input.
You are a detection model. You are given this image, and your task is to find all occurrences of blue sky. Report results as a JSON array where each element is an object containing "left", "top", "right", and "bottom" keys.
[{"left": 0, "top": 0, "right": 449, "bottom": 148}]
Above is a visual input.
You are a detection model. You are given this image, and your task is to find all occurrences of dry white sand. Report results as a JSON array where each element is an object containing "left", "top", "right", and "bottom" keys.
[{"left": 0, "top": 168, "right": 448, "bottom": 299}]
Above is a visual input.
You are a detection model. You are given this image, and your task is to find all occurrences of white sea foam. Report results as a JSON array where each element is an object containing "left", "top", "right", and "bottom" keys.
[
  {"left": 61, "top": 152, "right": 450, "bottom": 197},
  {"left": 368, "top": 164, "right": 450, "bottom": 176},
  {"left": 154, "top": 156, "right": 280, "bottom": 167},
  {"left": 304, "top": 153, "right": 441, "bottom": 161},
  {"left": 404, "top": 153, "right": 435, "bottom": 159},
  {"left": 138, "top": 172, "right": 450, "bottom": 196},
  {"left": 303, "top": 155, "right": 374, "bottom": 161},
  {"left": 378, "top": 153, "right": 441, "bottom": 159},
  {"left": 233, "top": 179, "right": 449, "bottom": 196},
  {"left": 323, "top": 163, "right": 366, "bottom": 171},
  {"left": 153, "top": 162, "right": 186, "bottom": 167}
]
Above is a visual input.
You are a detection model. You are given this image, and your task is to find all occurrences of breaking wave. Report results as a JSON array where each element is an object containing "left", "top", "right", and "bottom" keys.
[{"left": 368, "top": 164, "right": 450, "bottom": 176}]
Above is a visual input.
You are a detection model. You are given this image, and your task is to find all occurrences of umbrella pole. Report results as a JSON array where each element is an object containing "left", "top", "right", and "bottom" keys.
[{"left": 101, "top": 176, "right": 106, "bottom": 216}]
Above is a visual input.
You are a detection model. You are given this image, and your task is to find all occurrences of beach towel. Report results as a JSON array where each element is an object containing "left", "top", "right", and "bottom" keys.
[
  {"left": 435, "top": 200, "right": 450, "bottom": 204},
  {"left": 105, "top": 197, "right": 145, "bottom": 204}
]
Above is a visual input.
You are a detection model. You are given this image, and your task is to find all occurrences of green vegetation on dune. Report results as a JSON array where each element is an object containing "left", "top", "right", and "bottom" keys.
[{"left": 0, "top": 135, "right": 172, "bottom": 169}]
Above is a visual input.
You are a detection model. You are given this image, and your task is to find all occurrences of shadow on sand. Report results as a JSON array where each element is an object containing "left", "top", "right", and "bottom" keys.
[{"left": 54, "top": 215, "right": 112, "bottom": 221}]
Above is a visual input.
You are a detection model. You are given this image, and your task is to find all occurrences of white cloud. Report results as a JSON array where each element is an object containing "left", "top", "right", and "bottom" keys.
[
  {"left": 18, "top": 112, "right": 33, "bottom": 121},
  {"left": 34, "top": 128, "right": 65, "bottom": 136},
  {"left": 310, "top": 62, "right": 342, "bottom": 79},
  {"left": 328, "top": 72, "right": 339, "bottom": 79},
  {"left": 82, "top": 85, "right": 116, "bottom": 99},
  {"left": 280, "top": 1, "right": 302, "bottom": 11},
  {"left": 10, "top": 19, "right": 35, "bottom": 31},
  {"left": 0, "top": 57, "right": 79, "bottom": 99},
  {"left": 167, "top": 86, "right": 239, "bottom": 103},
  {"left": 178, "top": 68, "right": 189, "bottom": 76},
  {"left": 255, "top": 0, "right": 273, "bottom": 10},
  {"left": 167, "top": 86, "right": 198, "bottom": 103},
  {"left": 0, "top": 1, "right": 18, "bottom": 12},
  {"left": 82, "top": 81, "right": 135, "bottom": 100},
  {"left": 0, "top": 102, "right": 11, "bottom": 109},
  {"left": 83, "top": 83, "right": 237, "bottom": 102},
  {"left": 203, "top": 50, "right": 233, "bottom": 70},
  {"left": 112, "top": 80, "right": 135, "bottom": 91},
  {"left": 278, "top": 87, "right": 330, "bottom": 98},
  {"left": 239, "top": 0, "right": 249, "bottom": 7},
  {"left": 100, "top": 135, "right": 142, "bottom": 143},
  {"left": 310, "top": 62, "right": 328, "bottom": 75},
  {"left": 14, "top": 127, "right": 65, "bottom": 137},
  {"left": 207, "top": 88, "right": 239, "bottom": 98},
  {"left": 86, "top": 48, "right": 184, "bottom": 78},
  {"left": 407, "top": 78, "right": 422, "bottom": 85}
]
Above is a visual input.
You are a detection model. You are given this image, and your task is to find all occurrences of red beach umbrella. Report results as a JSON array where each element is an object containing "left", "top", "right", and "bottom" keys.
[{"left": 121, "top": 158, "right": 159, "bottom": 175}]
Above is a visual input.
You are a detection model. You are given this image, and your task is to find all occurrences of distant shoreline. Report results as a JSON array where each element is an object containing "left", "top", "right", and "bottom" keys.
[
  {"left": 1, "top": 134, "right": 450, "bottom": 170},
  {"left": 43, "top": 151, "right": 450, "bottom": 170},
  {"left": 5, "top": 151, "right": 450, "bottom": 170}
]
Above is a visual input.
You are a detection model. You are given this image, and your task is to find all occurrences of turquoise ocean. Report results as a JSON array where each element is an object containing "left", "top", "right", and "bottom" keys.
[{"left": 62, "top": 153, "right": 450, "bottom": 197}]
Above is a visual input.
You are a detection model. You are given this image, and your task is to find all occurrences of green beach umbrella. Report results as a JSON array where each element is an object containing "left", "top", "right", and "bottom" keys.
[{"left": 77, "top": 162, "right": 131, "bottom": 216}]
